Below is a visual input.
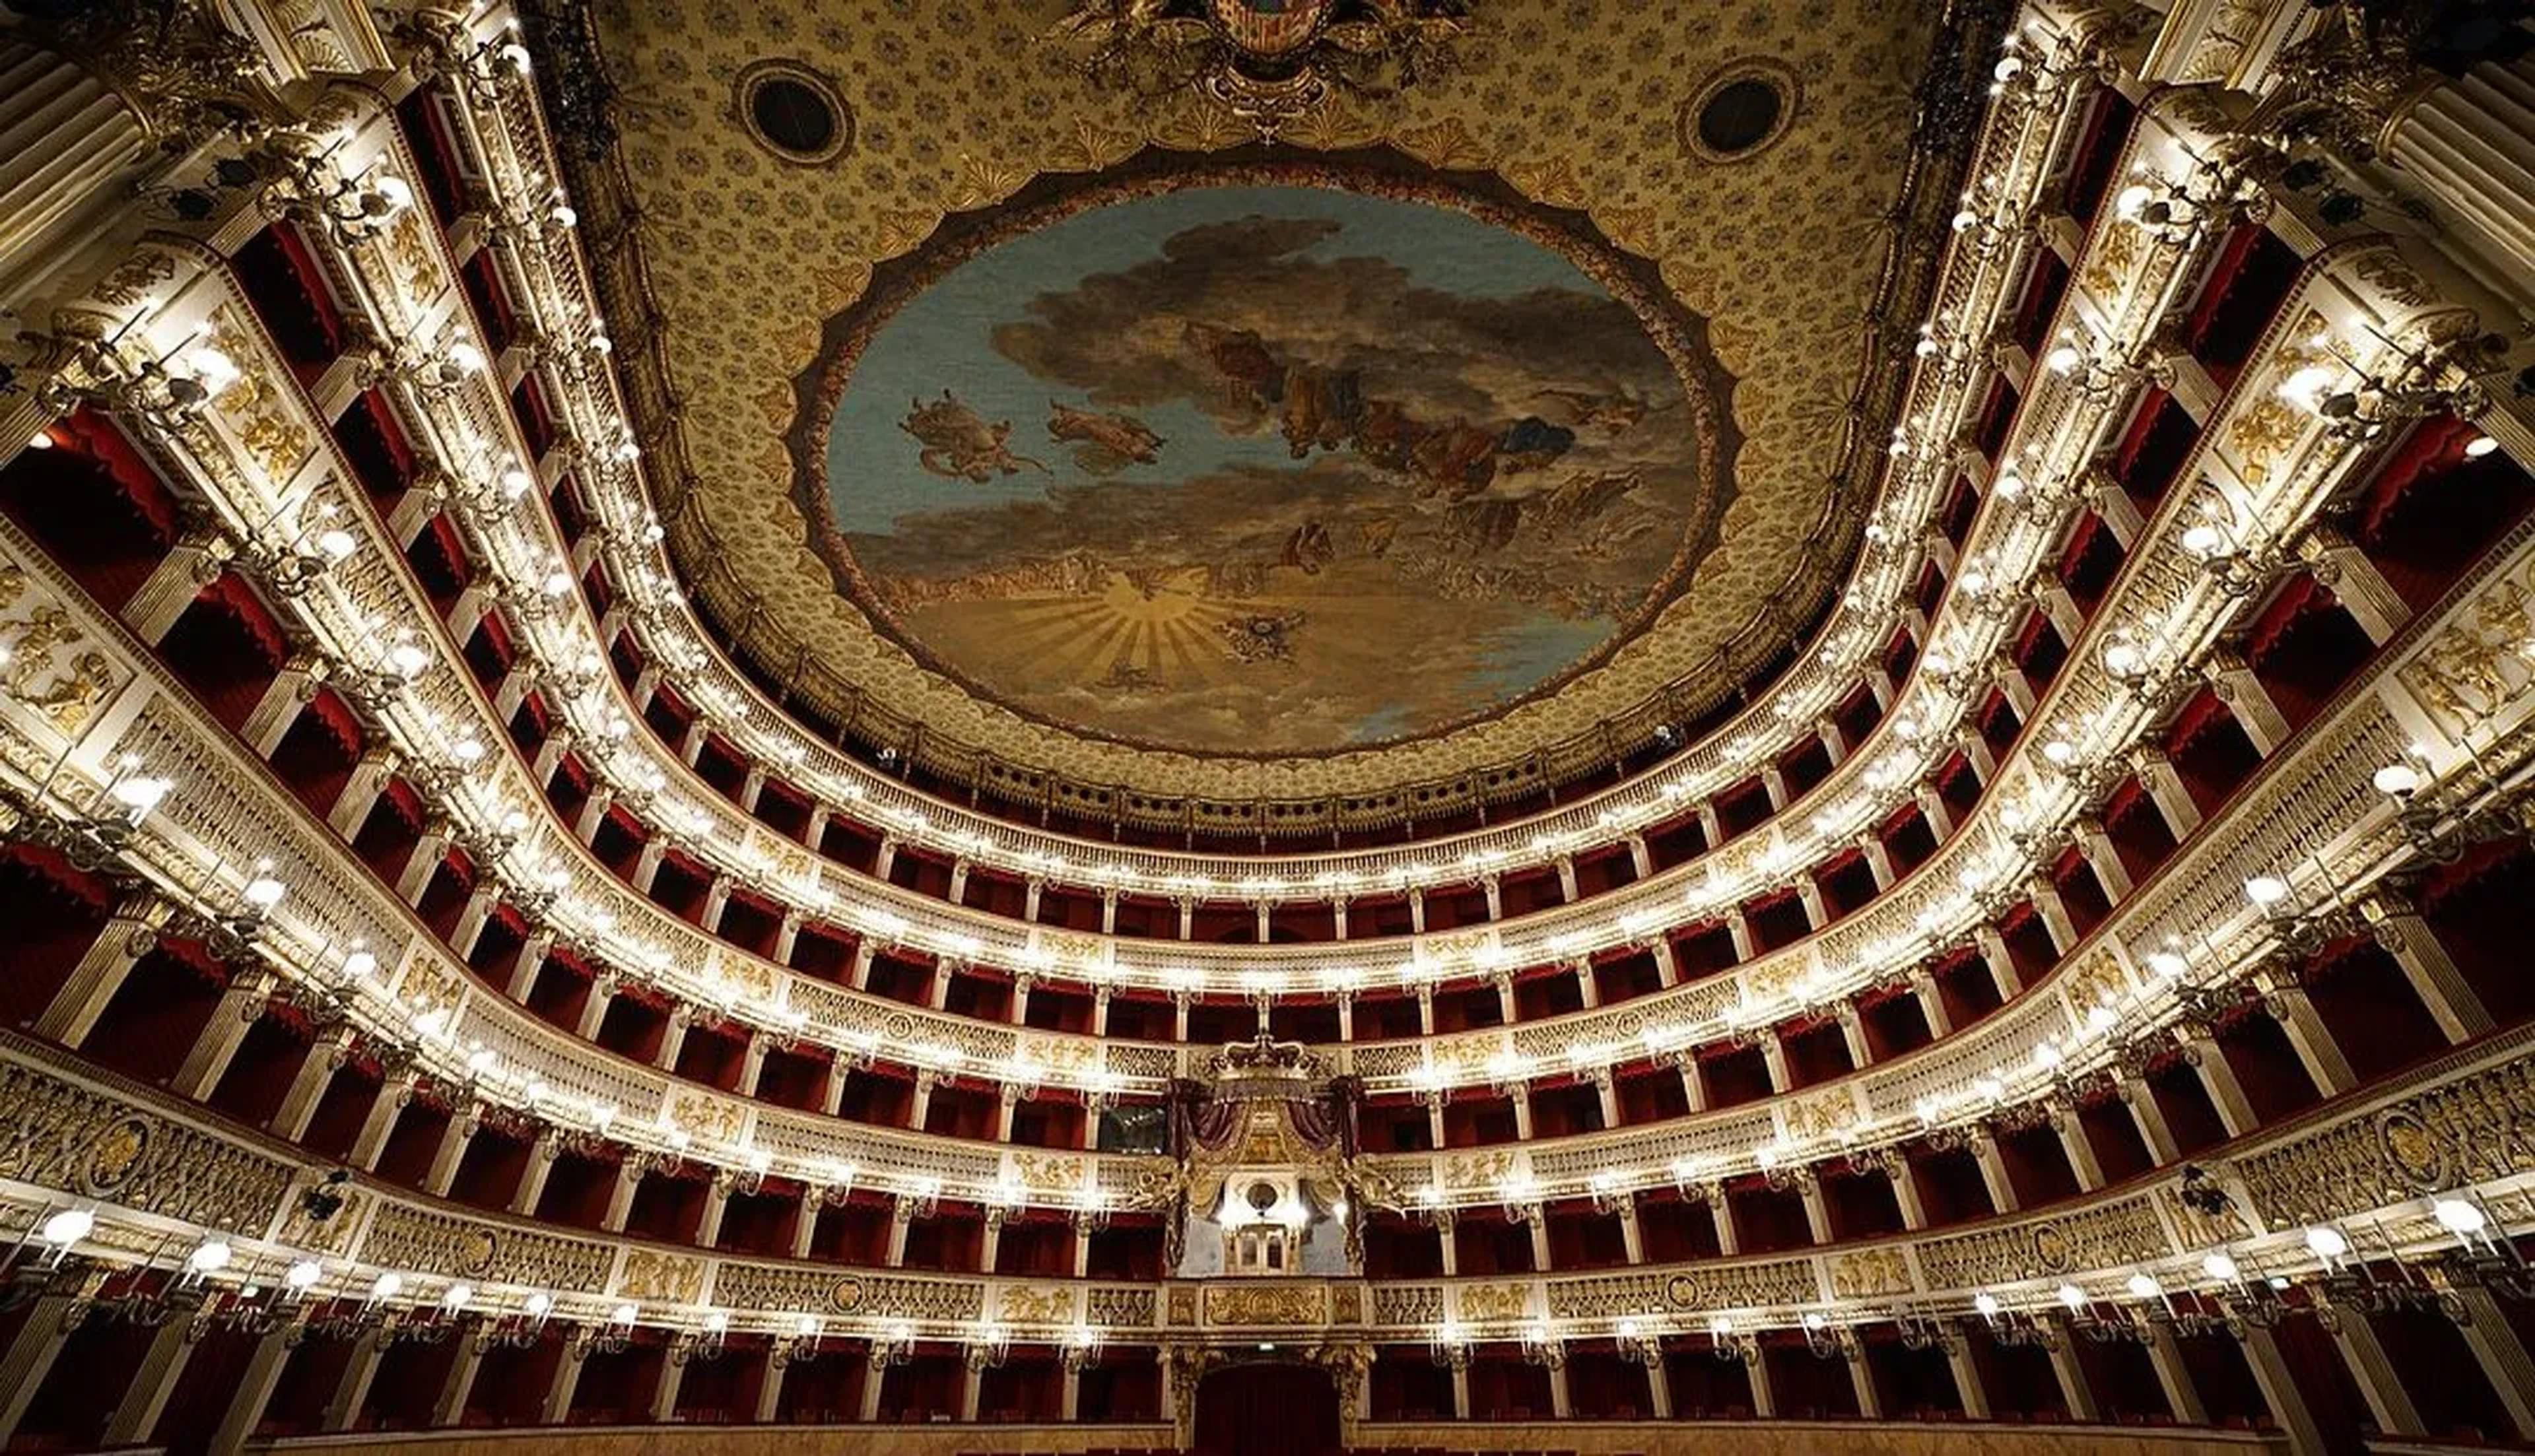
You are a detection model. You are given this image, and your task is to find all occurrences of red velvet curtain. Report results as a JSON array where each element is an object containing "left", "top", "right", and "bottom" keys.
[{"left": 1194, "top": 1362, "right": 1339, "bottom": 1456}]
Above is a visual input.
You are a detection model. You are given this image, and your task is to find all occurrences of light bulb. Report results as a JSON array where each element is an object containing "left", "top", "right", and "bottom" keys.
[
  {"left": 2372, "top": 763, "right": 2421, "bottom": 797},
  {"left": 2125, "top": 1273, "right": 2161, "bottom": 1300},
  {"left": 613, "top": 1302, "right": 638, "bottom": 1325},
  {"left": 285, "top": 1259, "right": 324, "bottom": 1290},
  {"left": 370, "top": 1271, "right": 405, "bottom": 1301},
  {"left": 526, "top": 1291, "right": 553, "bottom": 1317},
  {"left": 443, "top": 1282, "right": 474, "bottom": 1310},
  {"left": 40, "top": 1208, "right": 94, "bottom": 1247},
  {"left": 2146, "top": 951, "right": 2187, "bottom": 979},
  {"left": 2278, "top": 363, "right": 2339, "bottom": 410},
  {"left": 244, "top": 875, "right": 287, "bottom": 910},
  {"left": 2464, "top": 434, "right": 2499, "bottom": 459},
  {"left": 2201, "top": 1251, "right": 2239, "bottom": 1282},
  {"left": 1973, "top": 1293, "right": 2001, "bottom": 1317},
  {"left": 2056, "top": 1283, "right": 2086, "bottom": 1310},
  {"left": 187, "top": 1238, "right": 234, "bottom": 1274},
  {"left": 110, "top": 776, "right": 172, "bottom": 815},
  {"left": 2244, "top": 875, "right": 2291, "bottom": 907},
  {"left": 2434, "top": 1198, "right": 2487, "bottom": 1235},
  {"left": 2304, "top": 1226, "right": 2349, "bottom": 1261}
]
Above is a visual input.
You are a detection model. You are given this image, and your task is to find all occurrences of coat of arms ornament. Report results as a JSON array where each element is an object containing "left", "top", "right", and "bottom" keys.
[{"left": 1051, "top": 0, "right": 1472, "bottom": 135}]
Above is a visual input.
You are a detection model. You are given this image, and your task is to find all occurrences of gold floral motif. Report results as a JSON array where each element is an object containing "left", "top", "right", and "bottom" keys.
[{"left": 829, "top": 1276, "right": 865, "bottom": 1312}]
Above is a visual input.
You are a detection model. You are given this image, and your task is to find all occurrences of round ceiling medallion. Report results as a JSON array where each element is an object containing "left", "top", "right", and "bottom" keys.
[
  {"left": 797, "top": 162, "right": 1735, "bottom": 758},
  {"left": 1682, "top": 63, "right": 1796, "bottom": 162},
  {"left": 736, "top": 61, "right": 850, "bottom": 165}
]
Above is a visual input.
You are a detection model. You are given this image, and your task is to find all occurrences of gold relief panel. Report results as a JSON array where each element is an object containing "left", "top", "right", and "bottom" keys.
[
  {"left": 362, "top": 1204, "right": 615, "bottom": 1293},
  {"left": 669, "top": 1091, "right": 745, "bottom": 1145},
  {"left": 2081, "top": 217, "right": 2144, "bottom": 300},
  {"left": 1205, "top": 1283, "right": 1329, "bottom": 1329},
  {"left": 1441, "top": 1150, "right": 1516, "bottom": 1191},
  {"left": 703, "top": 1261, "right": 834, "bottom": 1313},
  {"left": 1454, "top": 1282, "right": 1532, "bottom": 1323},
  {"left": 1087, "top": 1286, "right": 1157, "bottom": 1328},
  {"left": 2062, "top": 948, "right": 2132, "bottom": 1016},
  {"left": 1372, "top": 1286, "right": 1443, "bottom": 1327},
  {"left": 0, "top": 559, "right": 130, "bottom": 739},
  {"left": 1018, "top": 1037, "right": 1097, "bottom": 1074},
  {"left": 0, "top": 1061, "right": 293, "bottom": 1234},
  {"left": 1011, "top": 1152, "right": 1089, "bottom": 1191},
  {"left": 2223, "top": 308, "right": 2332, "bottom": 489},
  {"left": 276, "top": 1181, "right": 365, "bottom": 1254},
  {"left": 1664, "top": 1259, "right": 1817, "bottom": 1313},
  {"left": 1782, "top": 1090, "right": 1859, "bottom": 1141},
  {"left": 2398, "top": 555, "right": 2535, "bottom": 734},
  {"left": 1545, "top": 1273, "right": 1666, "bottom": 1321},
  {"left": 1168, "top": 1286, "right": 1198, "bottom": 1328},
  {"left": 617, "top": 1249, "right": 706, "bottom": 1303},
  {"left": 2233, "top": 1051, "right": 2535, "bottom": 1227},
  {"left": 998, "top": 1284, "right": 1077, "bottom": 1325},
  {"left": 860, "top": 1274, "right": 984, "bottom": 1323},
  {"left": 1828, "top": 1247, "right": 1915, "bottom": 1300},
  {"left": 1330, "top": 1284, "right": 1364, "bottom": 1325},
  {"left": 1914, "top": 1196, "right": 2173, "bottom": 1292}
]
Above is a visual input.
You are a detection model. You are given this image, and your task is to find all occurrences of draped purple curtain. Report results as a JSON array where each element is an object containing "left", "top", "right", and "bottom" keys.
[{"left": 1174, "top": 1078, "right": 1363, "bottom": 1156}]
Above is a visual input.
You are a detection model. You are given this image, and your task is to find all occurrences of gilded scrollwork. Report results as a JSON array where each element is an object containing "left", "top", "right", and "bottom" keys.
[{"left": 1205, "top": 1282, "right": 1328, "bottom": 1328}]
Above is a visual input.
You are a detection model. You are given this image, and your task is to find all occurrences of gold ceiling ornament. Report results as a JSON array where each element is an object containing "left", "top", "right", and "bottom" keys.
[{"left": 1049, "top": 0, "right": 1473, "bottom": 137}]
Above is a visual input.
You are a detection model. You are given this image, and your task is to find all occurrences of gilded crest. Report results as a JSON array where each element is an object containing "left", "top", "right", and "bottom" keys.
[
  {"left": 83, "top": 1117, "right": 151, "bottom": 1192},
  {"left": 2377, "top": 1108, "right": 2447, "bottom": 1191}
]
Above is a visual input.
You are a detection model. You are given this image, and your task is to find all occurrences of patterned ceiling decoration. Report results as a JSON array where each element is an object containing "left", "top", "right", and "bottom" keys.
[{"left": 547, "top": 0, "right": 1996, "bottom": 825}]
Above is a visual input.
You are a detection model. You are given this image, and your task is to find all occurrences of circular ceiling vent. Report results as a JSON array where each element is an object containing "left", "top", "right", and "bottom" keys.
[
  {"left": 737, "top": 61, "right": 852, "bottom": 166},
  {"left": 1681, "top": 63, "right": 1796, "bottom": 162}
]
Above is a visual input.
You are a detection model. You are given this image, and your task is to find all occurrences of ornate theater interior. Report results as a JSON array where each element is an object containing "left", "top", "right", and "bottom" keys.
[{"left": 0, "top": 0, "right": 2533, "bottom": 1453}]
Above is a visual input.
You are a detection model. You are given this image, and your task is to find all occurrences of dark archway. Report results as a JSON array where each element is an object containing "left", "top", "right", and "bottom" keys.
[{"left": 1194, "top": 1360, "right": 1341, "bottom": 1456}]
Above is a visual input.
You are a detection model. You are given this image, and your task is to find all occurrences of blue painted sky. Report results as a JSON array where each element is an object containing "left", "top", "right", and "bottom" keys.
[{"left": 825, "top": 185, "right": 1614, "bottom": 539}]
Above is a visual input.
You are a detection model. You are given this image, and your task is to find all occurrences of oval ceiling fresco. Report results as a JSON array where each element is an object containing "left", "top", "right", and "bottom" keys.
[{"left": 805, "top": 163, "right": 1736, "bottom": 757}]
